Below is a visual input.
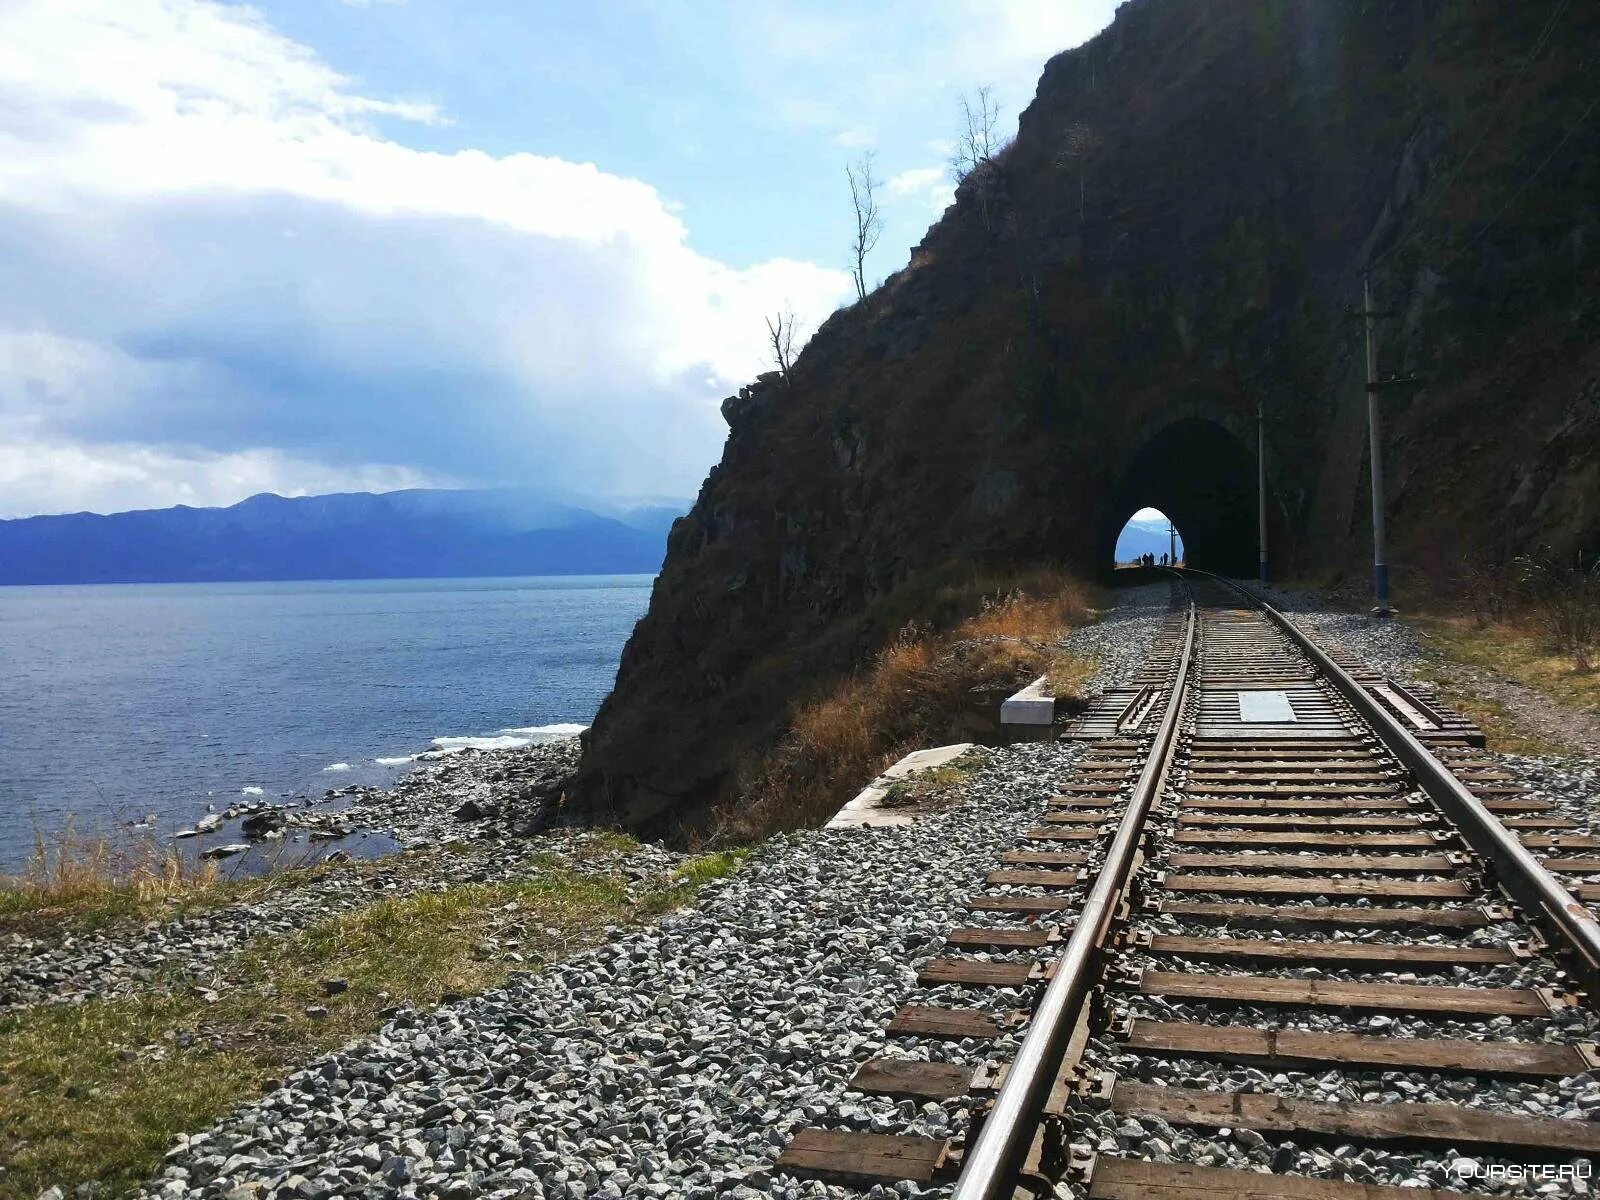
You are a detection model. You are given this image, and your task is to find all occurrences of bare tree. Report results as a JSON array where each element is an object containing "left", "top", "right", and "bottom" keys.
[
  {"left": 950, "top": 86, "right": 1001, "bottom": 183},
  {"left": 846, "top": 151, "right": 883, "bottom": 303},
  {"left": 1054, "top": 119, "right": 1103, "bottom": 223},
  {"left": 765, "top": 309, "right": 797, "bottom": 384}
]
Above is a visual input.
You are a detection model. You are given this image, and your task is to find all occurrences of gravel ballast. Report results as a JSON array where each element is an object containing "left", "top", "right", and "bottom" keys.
[{"left": 136, "top": 746, "right": 1077, "bottom": 1200}]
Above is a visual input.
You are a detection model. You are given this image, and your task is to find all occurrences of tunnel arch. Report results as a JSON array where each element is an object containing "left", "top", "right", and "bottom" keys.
[{"left": 1099, "top": 416, "right": 1280, "bottom": 578}]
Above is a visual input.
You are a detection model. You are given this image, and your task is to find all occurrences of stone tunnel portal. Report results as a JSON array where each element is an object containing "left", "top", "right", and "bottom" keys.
[{"left": 1101, "top": 417, "right": 1270, "bottom": 579}]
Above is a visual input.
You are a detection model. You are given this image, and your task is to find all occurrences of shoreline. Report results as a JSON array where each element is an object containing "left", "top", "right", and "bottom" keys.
[
  {"left": 1, "top": 736, "right": 592, "bottom": 1015},
  {"left": 2, "top": 732, "right": 588, "bottom": 881}
]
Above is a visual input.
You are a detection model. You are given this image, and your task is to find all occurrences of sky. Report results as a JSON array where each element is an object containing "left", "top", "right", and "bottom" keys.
[
  {"left": 0, "top": 0, "right": 1120, "bottom": 519},
  {"left": 1117, "top": 507, "right": 1184, "bottom": 563}
]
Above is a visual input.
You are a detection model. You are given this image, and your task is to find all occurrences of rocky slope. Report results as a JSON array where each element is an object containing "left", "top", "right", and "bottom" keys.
[{"left": 577, "top": 0, "right": 1600, "bottom": 829}]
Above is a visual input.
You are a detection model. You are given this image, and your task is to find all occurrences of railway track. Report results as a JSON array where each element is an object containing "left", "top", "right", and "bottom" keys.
[{"left": 777, "top": 571, "right": 1600, "bottom": 1198}]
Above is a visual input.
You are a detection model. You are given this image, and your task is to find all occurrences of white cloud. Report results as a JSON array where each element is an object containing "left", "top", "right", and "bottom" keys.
[
  {"left": 729, "top": 0, "right": 1118, "bottom": 141},
  {"left": 833, "top": 128, "right": 875, "bottom": 149},
  {"left": 0, "top": 0, "right": 853, "bottom": 516},
  {"left": 962, "top": 0, "right": 1119, "bottom": 70},
  {"left": 887, "top": 165, "right": 955, "bottom": 217},
  {"left": 0, "top": 439, "right": 438, "bottom": 519}
]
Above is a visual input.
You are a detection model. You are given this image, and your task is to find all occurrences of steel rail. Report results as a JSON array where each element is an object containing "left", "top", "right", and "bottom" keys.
[
  {"left": 951, "top": 587, "right": 1197, "bottom": 1199},
  {"left": 1191, "top": 567, "right": 1600, "bottom": 994}
]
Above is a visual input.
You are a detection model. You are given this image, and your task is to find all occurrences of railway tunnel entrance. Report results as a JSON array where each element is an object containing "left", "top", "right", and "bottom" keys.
[
  {"left": 1114, "top": 507, "right": 1185, "bottom": 567},
  {"left": 1100, "top": 416, "right": 1271, "bottom": 578}
]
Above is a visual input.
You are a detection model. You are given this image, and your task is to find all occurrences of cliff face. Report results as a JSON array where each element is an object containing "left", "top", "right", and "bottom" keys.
[{"left": 577, "top": 0, "right": 1600, "bottom": 829}]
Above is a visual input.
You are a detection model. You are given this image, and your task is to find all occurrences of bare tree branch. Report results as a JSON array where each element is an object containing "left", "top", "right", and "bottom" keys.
[
  {"left": 950, "top": 85, "right": 1001, "bottom": 184},
  {"left": 1054, "top": 119, "right": 1103, "bottom": 222},
  {"left": 765, "top": 309, "right": 796, "bottom": 384},
  {"left": 846, "top": 151, "right": 883, "bottom": 302}
]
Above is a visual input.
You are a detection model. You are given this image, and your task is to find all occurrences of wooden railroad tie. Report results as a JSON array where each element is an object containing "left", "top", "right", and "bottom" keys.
[
  {"left": 918, "top": 956, "right": 1053, "bottom": 988},
  {"left": 1157, "top": 899, "right": 1500, "bottom": 929},
  {"left": 1132, "top": 932, "right": 1517, "bottom": 969},
  {"left": 1115, "top": 1018, "right": 1599, "bottom": 1077},
  {"left": 1087, "top": 1157, "right": 1466, "bottom": 1198},
  {"left": 1181, "top": 797, "right": 1414, "bottom": 811},
  {"left": 1164, "top": 852, "right": 1463, "bottom": 873},
  {"left": 1125, "top": 968, "right": 1572, "bottom": 1018},
  {"left": 775, "top": 1129, "right": 950, "bottom": 1185},
  {"left": 1160, "top": 873, "right": 1474, "bottom": 899},
  {"left": 1178, "top": 815, "right": 1432, "bottom": 829},
  {"left": 1171, "top": 830, "right": 1443, "bottom": 848},
  {"left": 885, "top": 1004, "right": 1017, "bottom": 1040},
  {"left": 1107, "top": 1079, "right": 1600, "bottom": 1155}
]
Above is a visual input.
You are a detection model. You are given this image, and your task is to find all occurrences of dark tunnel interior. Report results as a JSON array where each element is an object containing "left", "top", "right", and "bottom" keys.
[{"left": 1102, "top": 418, "right": 1267, "bottom": 578}]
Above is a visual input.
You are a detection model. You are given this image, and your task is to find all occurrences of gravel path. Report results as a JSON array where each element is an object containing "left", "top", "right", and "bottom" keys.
[{"left": 132, "top": 587, "right": 1177, "bottom": 1200}]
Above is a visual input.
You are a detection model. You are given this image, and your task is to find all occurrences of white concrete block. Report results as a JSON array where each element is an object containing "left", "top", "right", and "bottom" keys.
[
  {"left": 1001, "top": 675, "right": 1055, "bottom": 726},
  {"left": 826, "top": 742, "right": 977, "bottom": 829}
]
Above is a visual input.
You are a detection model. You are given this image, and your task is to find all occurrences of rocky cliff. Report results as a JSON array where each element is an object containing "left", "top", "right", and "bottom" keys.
[{"left": 577, "top": 0, "right": 1600, "bottom": 829}]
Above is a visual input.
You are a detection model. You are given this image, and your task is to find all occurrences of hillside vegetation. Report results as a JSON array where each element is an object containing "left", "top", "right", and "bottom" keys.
[{"left": 708, "top": 569, "right": 1097, "bottom": 843}]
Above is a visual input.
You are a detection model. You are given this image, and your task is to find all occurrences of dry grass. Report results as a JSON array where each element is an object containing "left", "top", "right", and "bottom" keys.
[
  {"left": 0, "top": 823, "right": 332, "bottom": 935},
  {"left": 0, "top": 847, "right": 743, "bottom": 1199},
  {"left": 1, "top": 824, "right": 225, "bottom": 930},
  {"left": 711, "top": 568, "right": 1097, "bottom": 843},
  {"left": 1044, "top": 652, "right": 1097, "bottom": 702},
  {"left": 879, "top": 755, "right": 990, "bottom": 811},
  {"left": 1410, "top": 614, "right": 1597, "bottom": 753}
]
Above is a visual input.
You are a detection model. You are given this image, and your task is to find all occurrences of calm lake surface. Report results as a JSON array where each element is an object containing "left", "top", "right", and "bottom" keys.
[{"left": 0, "top": 575, "right": 653, "bottom": 870}]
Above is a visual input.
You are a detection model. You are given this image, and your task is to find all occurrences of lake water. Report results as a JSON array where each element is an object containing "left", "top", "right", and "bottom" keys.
[{"left": 0, "top": 575, "right": 653, "bottom": 870}]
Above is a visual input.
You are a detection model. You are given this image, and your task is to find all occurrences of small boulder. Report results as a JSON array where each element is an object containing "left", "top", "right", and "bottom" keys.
[
  {"left": 200, "top": 843, "right": 249, "bottom": 860},
  {"left": 241, "top": 810, "right": 286, "bottom": 837}
]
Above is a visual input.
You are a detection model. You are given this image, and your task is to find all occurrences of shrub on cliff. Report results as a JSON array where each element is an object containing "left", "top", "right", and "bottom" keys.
[{"left": 708, "top": 569, "right": 1095, "bottom": 843}]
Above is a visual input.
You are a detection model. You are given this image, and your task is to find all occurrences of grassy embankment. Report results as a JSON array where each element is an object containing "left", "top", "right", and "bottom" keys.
[
  {"left": 0, "top": 838, "right": 743, "bottom": 1199},
  {"left": 1408, "top": 616, "right": 1599, "bottom": 754},
  {"left": 1397, "top": 554, "right": 1599, "bottom": 753},
  {"left": 711, "top": 567, "right": 1101, "bottom": 842}
]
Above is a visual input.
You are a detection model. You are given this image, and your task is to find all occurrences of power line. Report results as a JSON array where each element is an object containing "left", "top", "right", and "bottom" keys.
[
  {"left": 1434, "top": 92, "right": 1599, "bottom": 276},
  {"left": 1365, "top": 0, "right": 1577, "bottom": 275}
]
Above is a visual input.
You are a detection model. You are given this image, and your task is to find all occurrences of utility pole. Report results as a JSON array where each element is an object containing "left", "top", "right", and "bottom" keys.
[
  {"left": 1169, "top": 520, "right": 1176, "bottom": 567},
  {"left": 1362, "top": 275, "right": 1394, "bottom": 617},
  {"left": 1257, "top": 398, "right": 1268, "bottom": 584}
]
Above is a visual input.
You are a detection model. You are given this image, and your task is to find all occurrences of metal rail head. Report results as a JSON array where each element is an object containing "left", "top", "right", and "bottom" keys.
[
  {"left": 1185, "top": 567, "right": 1600, "bottom": 996},
  {"left": 951, "top": 595, "right": 1197, "bottom": 1200}
]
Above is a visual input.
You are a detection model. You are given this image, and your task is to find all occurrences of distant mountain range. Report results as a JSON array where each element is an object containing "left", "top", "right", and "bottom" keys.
[
  {"left": 1115, "top": 516, "right": 1185, "bottom": 564},
  {"left": 0, "top": 489, "right": 689, "bottom": 585}
]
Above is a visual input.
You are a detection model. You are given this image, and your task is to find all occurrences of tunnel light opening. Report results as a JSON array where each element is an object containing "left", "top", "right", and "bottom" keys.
[{"left": 1115, "top": 507, "right": 1185, "bottom": 568}]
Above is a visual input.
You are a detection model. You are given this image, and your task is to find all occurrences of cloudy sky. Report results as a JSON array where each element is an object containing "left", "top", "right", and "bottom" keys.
[{"left": 0, "top": 0, "right": 1118, "bottom": 518}]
